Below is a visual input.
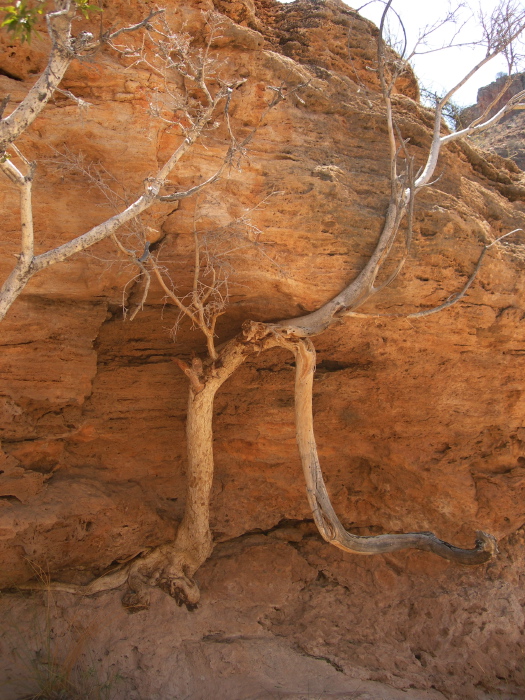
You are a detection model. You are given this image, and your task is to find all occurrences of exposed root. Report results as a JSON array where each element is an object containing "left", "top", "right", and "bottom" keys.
[
  {"left": 8, "top": 543, "right": 204, "bottom": 613},
  {"left": 158, "top": 573, "right": 200, "bottom": 609},
  {"left": 7, "top": 534, "right": 208, "bottom": 608},
  {"left": 123, "top": 543, "right": 205, "bottom": 612},
  {"left": 12, "top": 565, "right": 131, "bottom": 597}
]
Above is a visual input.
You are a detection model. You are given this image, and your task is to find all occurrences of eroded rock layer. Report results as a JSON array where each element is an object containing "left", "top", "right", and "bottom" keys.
[
  {"left": 464, "top": 71, "right": 525, "bottom": 170},
  {"left": 1, "top": 1, "right": 525, "bottom": 697}
]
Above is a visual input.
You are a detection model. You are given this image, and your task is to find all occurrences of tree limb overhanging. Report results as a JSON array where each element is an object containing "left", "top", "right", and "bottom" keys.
[
  {"left": 0, "top": 6, "right": 264, "bottom": 320},
  {"left": 3, "top": 0, "right": 525, "bottom": 609}
]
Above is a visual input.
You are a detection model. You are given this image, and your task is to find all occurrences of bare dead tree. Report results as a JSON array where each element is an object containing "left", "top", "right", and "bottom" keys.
[{"left": 5, "top": 0, "right": 525, "bottom": 611}]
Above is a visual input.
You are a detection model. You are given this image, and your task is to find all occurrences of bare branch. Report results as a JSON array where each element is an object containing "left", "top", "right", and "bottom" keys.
[
  {"left": 0, "top": 155, "right": 35, "bottom": 319},
  {"left": 104, "top": 9, "right": 164, "bottom": 42},
  {"left": 286, "top": 336, "right": 497, "bottom": 563},
  {"left": 377, "top": 0, "right": 398, "bottom": 181},
  {"left": 466, "top": 74, "right": 514, "bottom": 129},
  {"left": 274, "top": 193, "right": 409, "bottom": 336},
  {"left": 441, "top": 89, "right": 525, "bottom": 145},
  {"left": 159, "top": 156, "right": 230, "bottom": 202},
  {"left": 0, "top": 94, "right": 10, "bottom": 120},
  {"left": 149, "top": 258, "right": 200, "bottom": 328},
  {"left": 344, "top": 229, "right": 523, "bottom": 321},
  {"left": 414, "top": 2, "right": 525, "bottom": 188},
  {"left": 31, "top": 186, "right": 156, "bottom": 273},
  {"left": 407, "top": 229, "right": 523, "bottom": 318},
  {"left": 0, "top": 6, "right": 167, "bottom": 154},
  {"left": 0, "top": 82, "right": 229, "bottom": 321},
  {"left": 174, "top": 358, "right": 205, "bottom": 393},
  {"left": 0, "top": 5, "right": 74, "bottom": 153}
]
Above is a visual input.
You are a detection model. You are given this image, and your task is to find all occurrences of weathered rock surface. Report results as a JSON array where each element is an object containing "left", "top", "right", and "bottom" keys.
[
  {"left": 463, "top": 71, "right": 525, "bottom": 170},
  {"left": 1, "top": 0, "right": 525, "bottom": 698}
]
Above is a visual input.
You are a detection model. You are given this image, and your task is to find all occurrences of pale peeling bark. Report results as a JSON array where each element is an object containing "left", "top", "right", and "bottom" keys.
[
  {"left": 0, "top": 157, "right": 35, "bottom": 319},
  {"left": 0, "top": 3, "right": 163, "bottom": 153},
  {"left": 0, "top": 92, "right": 228, "bottom": 321},
  {"left": 24, "top": 324, "right": 272, "bottom": 610},
  {"left": 122, "top": 382, "right": 218, "bottom": 611},
  {"left": 0, "top": 4, "right": 74, "bottom": 153},
  {"left": 119, "top": 324, "right": 279, "bottom": 610},
  {"left": 0, "top": 3, "right": 214, "bottom": 321},
  {"left": 274, "top": 198, "right": 408, "bottom": 336},
  {"left": 273, "top": 2, "right": 525, "bottom": 338},
  {"left": 271, "top": 71, "right": 525, "bottom": 339}
]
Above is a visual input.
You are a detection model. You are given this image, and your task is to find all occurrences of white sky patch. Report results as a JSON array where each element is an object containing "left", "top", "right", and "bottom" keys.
[
  {"left": 356, "top": 0, "right": 514, "bottom": 106},
  {"left": 277, "top": 0, "right": 520, "bottom": 106}
]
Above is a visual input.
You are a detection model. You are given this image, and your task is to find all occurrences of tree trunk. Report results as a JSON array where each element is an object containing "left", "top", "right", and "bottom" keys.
[
  {"left": 119, "top": 323, "right": 272, "bottom": 610},
  {"left": 118, "top": 380, "right": 216, "bottom": 610}
]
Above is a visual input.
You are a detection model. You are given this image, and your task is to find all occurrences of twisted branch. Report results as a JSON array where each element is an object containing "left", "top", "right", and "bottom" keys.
[{"left": 281, "top": 335, "right": 497, "bottom": 564}]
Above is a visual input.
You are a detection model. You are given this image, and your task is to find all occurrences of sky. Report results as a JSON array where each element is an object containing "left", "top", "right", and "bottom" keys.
[
  {"left": 278, "top": 0, "right": 524, "bottom": 107},
  {"left": 355, "top": 0, "right": 520, "bottom": 106}
]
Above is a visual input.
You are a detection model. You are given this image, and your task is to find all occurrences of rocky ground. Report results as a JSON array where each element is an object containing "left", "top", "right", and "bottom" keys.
[{"left": 2, "top": 524, "right": 524, "bottom": 699}]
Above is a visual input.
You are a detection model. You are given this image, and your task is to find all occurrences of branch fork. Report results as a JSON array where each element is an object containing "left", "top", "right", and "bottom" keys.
[{"left": 174, "top": 357, "right": 205, "bottom": 394}]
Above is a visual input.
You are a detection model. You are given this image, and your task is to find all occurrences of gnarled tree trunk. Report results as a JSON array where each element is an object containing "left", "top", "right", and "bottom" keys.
[
  {"left": 15, "top": 321, "right": 497, "bottom": 609},
  {"left": 131, "top": 326, "right": 496, "bottom": 610}
]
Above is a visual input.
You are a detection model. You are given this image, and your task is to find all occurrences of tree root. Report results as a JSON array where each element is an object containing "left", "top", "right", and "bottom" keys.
[
  {"left": 9, "top": 543, "right": 205, "bottom": 613},
  {"left": 13, "top": 565, "right": 131, "bottom": 597}
]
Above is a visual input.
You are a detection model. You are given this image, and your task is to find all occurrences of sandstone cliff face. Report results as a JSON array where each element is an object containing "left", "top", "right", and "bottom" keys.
[
  {"left": 1, "top": 1, "right": 525, "bottom": 698},
  {"left": 463, "top": 71, "right": 525, "bottom": 170}
]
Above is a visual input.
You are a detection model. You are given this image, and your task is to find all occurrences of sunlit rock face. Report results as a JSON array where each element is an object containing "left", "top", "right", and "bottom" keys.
[
  {"left": 1, "top": 1, "right": 525, "bottom": 697},
  {"left": 462, "top": 71, "right": 525, "bottom": 170}
]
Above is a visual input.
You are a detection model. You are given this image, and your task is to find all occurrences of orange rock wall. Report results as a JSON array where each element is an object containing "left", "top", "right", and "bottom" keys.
[
  {"left": 1, "top": 1, "right": 525, "bottom": 697},
  {"left": 464, "top": 71, "right": 525, "bottom": 171}
]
